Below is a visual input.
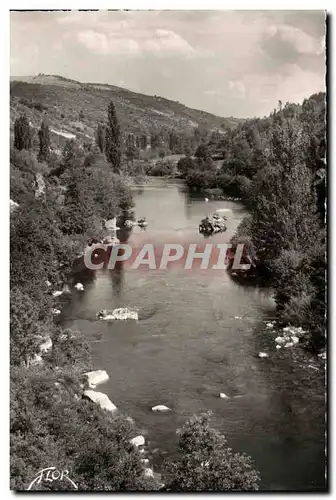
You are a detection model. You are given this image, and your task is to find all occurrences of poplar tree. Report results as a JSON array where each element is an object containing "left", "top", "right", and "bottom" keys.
[
  {"left": 105, "top": 101, "right": 121, "bottom": 172},
  {"left": 14, "top": 114, "right": 32, "bottom": 150}
]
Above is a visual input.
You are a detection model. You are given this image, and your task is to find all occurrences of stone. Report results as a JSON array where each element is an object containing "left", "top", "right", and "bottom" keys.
[
  {"left": 266, "top": 322, "right": 275, "bottom": 329},
  {"left": 84, "top": 370, "right": 109, "bottom": 389},
  {"left": 52, "top": 290, "right": 63, "bottom": 297},
  {"left": 74, "top": 283, "right": 84, "bottom": 291},
  {"left": 152, "top": 405, "right": 171, "bottom": 412},
  {"left": 130, "top": 435, "right": 145, "bottom": 448},
  {"left": 39, "top": 337, "right": 52, "bottom": 353},
  {"left": 83, "top": 390, "right": 117, "bottom": 413},
  {"left": 276, "top": 345, "right": 281, "bottom": 350},
  {"left": 52, "top": 308, "right": 61, "bottom": 315},
  {"left": 97, "top": 308, "right": 138, "bottom": 321},
  {"left": 275, "top": 336, "right": 286, "bottom": 344},
  {"left": 258, "top": 352, "right": 268, "bottom": 358},
  {"left": 144, "top": 468, "right": 154, "bottom": 478},
  {"left": 219, "top": 393, "right": 229, "bottom": 399},
  {"left": 10, "top": 199, "right": 19, "bottom": 213}
]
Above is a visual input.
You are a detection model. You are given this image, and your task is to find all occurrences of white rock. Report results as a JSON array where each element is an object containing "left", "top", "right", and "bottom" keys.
[
  {"left": 30, "top": 353, "right": 43, "bottom": 366},
  {"left": 98, "top": 308, "right": 138, "bottom": 321},
  {"left": 39, "top": 337, "right": 52, "bottom": 353},
  {"left": 84, "top": 370, "right": 109, "bottom": 389},
  {"left": 52, "top": 308, "right": 61, "bottom": 315},
  {"left": 52, "top": 290, "right": 63, "bottom": 297},
  {"left": 275, "top": 336, "right": 286, "bottom": 344},
  {"left": 276, "top": 345, "right": 281, "bottom": 350},
  {"left": 219, "top": 393, "right": 229, "bottom": 399},
  {"left": 83, "top": 390, "right": 117, "bottom": 412},
  {"left": 205, "top": 198, "right": 209, "bottom": 202},
  {"left": 144, "top": 468, "right": 154, "bottom": 478},
  {"left": 258, "top": 352, "right": 269, "bottom": 358},
  {"left": 74, "top": 282, "right": 84, "bottom": 291},
  {"left": 152, "top": 405, "right": 171, "bottom": 412},
  {"left": 284, "top": 342, "right": 294, "bottom": 348},
  {"left": 266, "top": 322, "right": 274, "bottom": 329},
  {"left": 130, "top": 435, "right": 145, "bottom": 447},
  {"left": 45, "top": 280, "right": 52, "bottom": 287},
  {"left": 10, "top": 199, "right": 19, "bottom": 213},
  {"left": 291, "top": 336, "right": 299, "bottom": 345},
  {"left": 234, "top": 316, "right": 242, "bottom": 320}
]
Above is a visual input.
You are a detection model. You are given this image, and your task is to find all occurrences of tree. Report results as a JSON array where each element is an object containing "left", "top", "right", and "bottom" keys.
[
  {"left": 105, "top": 101, "right": 121, "bottom": 173},
  {"left": 10, "top": 288, "right": 50, "bottom": 367},
  {"left": 96, "top": 123, "right": 106, "bottom": 154},
  {"left": 195, "top": 143, "right": 210, "bottom": 161},
  {"left": 163, "top": 413, "right": 260, "bottom": 491},
  {"left": 38, "top": 119, "right": 50, "bottom": 162},
  {"left": 14, "top": 114, "right": 32, "bottom": 151}
]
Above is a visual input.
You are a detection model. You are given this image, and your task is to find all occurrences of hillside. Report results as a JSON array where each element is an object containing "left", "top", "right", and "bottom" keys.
[{"left": 10, "top": 74, "right": 241, "bottom": 151}]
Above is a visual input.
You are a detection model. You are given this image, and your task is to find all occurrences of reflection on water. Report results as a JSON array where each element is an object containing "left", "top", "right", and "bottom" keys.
[{"left": 61, "top": 178, "right": 325, "bottom": 492}]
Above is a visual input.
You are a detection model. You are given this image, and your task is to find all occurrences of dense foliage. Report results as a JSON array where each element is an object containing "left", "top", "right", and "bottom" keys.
[{"left": 163, "top": 413, "right": 260, "bottom": 491}]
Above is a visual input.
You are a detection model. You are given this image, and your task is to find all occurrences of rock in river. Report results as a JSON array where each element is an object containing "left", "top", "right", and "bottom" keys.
[
  {"left": 83, "top": 390, "right": 117, "bottom": 413},
  {"left": 152, "top": 405, "right": 171, "bottom": 412},
  {"left": 130, "top": 435, "right": 145, "bottom": 448},
  {"left": 84, "top": 370, "right": 109, "bottom": 389},
  {"left": 219, "top": 392, "right": 229, "bottom": 399},
  {"left": 97, "top": 308, "right": 138, "bottom": 321},
  {"left": 258, "top": 352, "right": 269, "bottom": 358}
]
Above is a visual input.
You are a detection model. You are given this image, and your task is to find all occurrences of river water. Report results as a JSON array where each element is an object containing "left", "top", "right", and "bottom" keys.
[{"left": 60, "top": 178, "right": 325, "bottom": 491}]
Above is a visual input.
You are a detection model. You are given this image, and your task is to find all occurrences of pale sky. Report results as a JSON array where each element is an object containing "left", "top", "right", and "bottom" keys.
[{"left": 10, "top": 10, "right": 326, "bottom": 118}]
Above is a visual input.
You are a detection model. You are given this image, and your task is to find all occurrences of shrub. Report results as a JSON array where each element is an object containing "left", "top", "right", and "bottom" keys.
[{"left": 163, "top": 413, "right": 260, "bottom": 491}]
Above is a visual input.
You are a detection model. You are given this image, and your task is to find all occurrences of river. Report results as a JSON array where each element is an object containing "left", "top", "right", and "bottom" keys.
[{"left": 60, "top": 178, "right": 325, "bottom": 491}]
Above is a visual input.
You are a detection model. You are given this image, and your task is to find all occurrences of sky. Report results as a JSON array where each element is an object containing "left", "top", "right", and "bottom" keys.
[{"left": 10, "top": 10, "right": 326, "bottom": 118}]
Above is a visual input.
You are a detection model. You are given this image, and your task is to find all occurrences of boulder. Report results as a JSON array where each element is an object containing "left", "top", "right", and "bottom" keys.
[
  {"left": 10, "top": 199, "right": 19, "bottom": 213},
  {"left": 152, "top": 405, "right": 171, "bottom": 412},
  {"left": 52, "top": 290, "right": 63, "bottom": 297},
  {"left": 199, "top": 213, "right": 227, "bottom": 235},
  {"left": 83, "top": 390, "right": 117, "bottom": 413},
  {"left": 74, "top": 282, "right": 84, "bottom": 291},
  {"left": 52, "top": 308, "right": 61, "bottom": 315},
  {"left": 258, "top": 352, "right": 268, "bottom": 358},
  {"left": 130, "top": 435, "right": 145, "bottom": 448},
  {"left": 144, "top": 468, "right": 154, "bottom": 479},
  {"left": 84, "top": 370, "right": 109, "bottom": 389},
  {"left": 30, "top": 353, "right": 43, "bottom": 366},
  {"left": 97, "top": 308, "right": 138, "bottom": 321},
  {"left": 219, "top": 393, "right": 229, "bottom": 399},
  {"left": 39, "top": 337, "right": 52, "bottom": 353}
]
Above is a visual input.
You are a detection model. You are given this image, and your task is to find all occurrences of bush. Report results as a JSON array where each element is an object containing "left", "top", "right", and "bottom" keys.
[{"left": 163, "top": 413, "right": 260, "bottom": 491}]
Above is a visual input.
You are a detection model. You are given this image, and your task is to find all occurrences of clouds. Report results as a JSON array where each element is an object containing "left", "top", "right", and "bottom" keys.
[
  {"left": 76, "top": 26, "right": 195, "bottom": 57},
  {"left": 10, "top": 10, "right": 326, "bottom": 117}
]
